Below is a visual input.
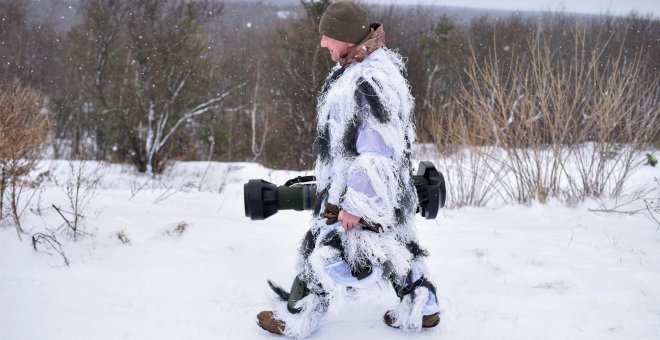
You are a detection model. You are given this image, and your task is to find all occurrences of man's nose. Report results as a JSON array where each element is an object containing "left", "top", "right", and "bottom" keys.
[{"left": 320, "top": 36, "right": 327, "bottom": 48}]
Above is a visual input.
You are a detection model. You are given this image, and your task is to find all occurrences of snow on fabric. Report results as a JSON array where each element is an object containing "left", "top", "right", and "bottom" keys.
[
  {"left": 271, "top": 46, "right": 439, "bottom": 337},
  {"left": 309, "top": 46, "right": 423, "bottom": 290},
  {"left": 315, "top": 47, "right": 417, "bottom": 230}
]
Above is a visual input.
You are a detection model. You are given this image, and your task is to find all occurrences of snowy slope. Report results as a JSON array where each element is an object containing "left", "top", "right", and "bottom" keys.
[{"left": 1, "top": 160, "right": 659, "bottom": 340}]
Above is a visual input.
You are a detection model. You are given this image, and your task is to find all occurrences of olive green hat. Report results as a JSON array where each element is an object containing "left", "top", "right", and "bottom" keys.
[{"left": 319, "top": 1, "right": 371, "bottom": 44}]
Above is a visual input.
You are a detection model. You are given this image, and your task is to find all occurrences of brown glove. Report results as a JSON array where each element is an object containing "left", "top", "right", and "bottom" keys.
[
  {"left": 320, "top": 203, "right": 382, "bottom": 232},
  {"left": 320, "top": 202, "right": 340, "bottom": 225}
]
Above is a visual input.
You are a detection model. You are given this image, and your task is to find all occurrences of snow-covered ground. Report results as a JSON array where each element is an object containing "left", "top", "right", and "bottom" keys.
[{"left": 1, "top": 160, "right": 659, "bottom": 340}]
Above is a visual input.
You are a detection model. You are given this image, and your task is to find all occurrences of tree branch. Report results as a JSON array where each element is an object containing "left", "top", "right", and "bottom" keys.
[{"left": 157, "top": 81, "right": 247, "bottom": 150}]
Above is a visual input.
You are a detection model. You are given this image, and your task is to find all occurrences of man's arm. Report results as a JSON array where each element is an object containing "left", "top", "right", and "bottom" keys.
[{"left": 338, "top": 121, "right": 393, "bottom": 230}]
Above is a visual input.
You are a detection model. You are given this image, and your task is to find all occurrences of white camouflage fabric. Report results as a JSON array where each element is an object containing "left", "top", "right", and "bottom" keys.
[{"left": 269, "top": 47, "right": 439, "bottom": 338}]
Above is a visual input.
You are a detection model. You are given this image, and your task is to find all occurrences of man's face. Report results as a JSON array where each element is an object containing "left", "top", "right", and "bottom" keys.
[{"left": 320, "top": 35, "right": 355, "bottom": 62}]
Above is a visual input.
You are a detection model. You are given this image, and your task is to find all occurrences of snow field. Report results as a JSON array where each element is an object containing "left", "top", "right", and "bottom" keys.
[{"left": 1, "top": 160, "right": 659, "bottom": 339}]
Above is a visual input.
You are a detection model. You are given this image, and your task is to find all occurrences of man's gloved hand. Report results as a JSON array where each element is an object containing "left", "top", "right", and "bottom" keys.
[
  {"left": 320, "top": 203, "right": 340, "bottom": 224},
  {"left": 320, "top": 203, "right": 361, "bottom": 229},
  {"left": 320, "top": 203, "right": 381, "bottom": 232}
]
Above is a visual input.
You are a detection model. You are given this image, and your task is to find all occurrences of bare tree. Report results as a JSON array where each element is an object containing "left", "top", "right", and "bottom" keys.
[
  {"left": 249, "top": 63, "right": 269, "bottom": 161},
  {"left": 64, "top": 0, "right": 245, "bottom": 173}
]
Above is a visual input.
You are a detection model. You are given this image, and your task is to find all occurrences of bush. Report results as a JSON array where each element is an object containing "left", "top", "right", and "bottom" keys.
[
  {"left": 432, "top": 26, "right": 660, "bottom": 206},
  {"left": 0, "top": 81, "right": 51, "bottom": 239}
]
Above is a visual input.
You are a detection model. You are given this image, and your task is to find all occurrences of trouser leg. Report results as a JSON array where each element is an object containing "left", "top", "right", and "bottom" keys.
[
  {"left": 263, "top": 224, "right": 337, "bottom": 338},
  {"left": 386, "top": 247, "right": 440, "bottom": 330},
  {"left": 264, "top": 273, "right": 329, "bottom": 338},
  {"left": 286, "top": 276, "right": 310, "bottom": 314}
]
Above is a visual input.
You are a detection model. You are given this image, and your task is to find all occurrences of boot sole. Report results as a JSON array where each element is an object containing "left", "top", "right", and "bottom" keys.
[
  {"left": 423, "top": 316, "right": 440, "bottom": 328},
  {"left": 256, "top": 311, "right": 285, "bottom": 335},
  {"left": 256, "top": 320, "right": 284, "bottom": 335},
  {"left": 257, "top": 322, "right": 282, "bottom": 335},
  {"left": 384, "top": 311, "right": 440, "bottom": 329}
]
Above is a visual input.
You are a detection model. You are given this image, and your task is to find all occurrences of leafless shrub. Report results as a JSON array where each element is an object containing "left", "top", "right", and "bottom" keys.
[
  {"left": 437, "top": 147, "right": 504, "bottom": 208},
  {"left": 168, "top": 221, "right": 189, "bottom": 237},
  {"left": 0, "top": 81, "right": 51, "bottom": 239},
  {"left": 152, "top": 183, "right": 183, "bottom": 204},
  {"left": 644, "top": 197, "right": 660, "bottom": 230},
  {"left": 117, "top": 229, "right": 131, "bottom": 244},
  {"left": 198, "top": 136, "right": 216, "bottom": 191},
  {"left": 52, "top": 160, "right": 102, "bottom": 241},
  {"left": 129, "top": 173, "right": 152, "bottom": 199},
  {"left": 128, "top": 168, "right": 196, "bottom": 204},
  {"left": 216, "top": 166, "right": 232, "bottom": 195},
  {"left": 432, "top": 26, "right": 659, "bottom": 206},
  {"left": 589, "top": 178, "right": 660, "bottom": 230},
  {"left": 31, "top": 231, "right": 69, "bottom": 267}
]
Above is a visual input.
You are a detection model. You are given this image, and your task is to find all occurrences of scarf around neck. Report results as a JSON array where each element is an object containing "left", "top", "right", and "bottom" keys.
[{"left": 338, "top": 23, "right": 386, "bottom": 67}]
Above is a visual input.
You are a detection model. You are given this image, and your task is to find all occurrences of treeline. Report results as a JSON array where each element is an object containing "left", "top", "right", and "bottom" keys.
[{"left": 1, "top": 0, "right": 658, "bottom": 173}]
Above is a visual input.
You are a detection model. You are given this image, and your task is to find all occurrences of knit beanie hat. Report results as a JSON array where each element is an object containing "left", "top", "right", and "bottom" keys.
[{"left": 319, "top": 1, "right": 370, "bottom": 44}]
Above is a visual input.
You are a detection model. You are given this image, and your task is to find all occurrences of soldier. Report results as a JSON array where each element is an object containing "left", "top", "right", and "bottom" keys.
[{"left": 257, "top": 1, "right": 440, "bottom": 337}]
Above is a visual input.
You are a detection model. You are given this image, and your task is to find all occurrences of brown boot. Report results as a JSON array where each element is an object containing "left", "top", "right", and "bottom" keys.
[
  {"left": 256, "top": 311, "right": 286, "bottom": 335},
  {"left": 383, "top": 310, "right": 440, "bottom": 329}
]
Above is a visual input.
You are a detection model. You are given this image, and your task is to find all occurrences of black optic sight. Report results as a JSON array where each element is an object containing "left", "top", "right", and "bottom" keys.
[{"left": 244, "top": 161, "right": 446, "bottom": 221}]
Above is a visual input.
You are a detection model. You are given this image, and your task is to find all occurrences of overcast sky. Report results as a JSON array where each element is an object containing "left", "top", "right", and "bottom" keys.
[{"left": 362, "top": 0, "right": 659, "bottom": 16}]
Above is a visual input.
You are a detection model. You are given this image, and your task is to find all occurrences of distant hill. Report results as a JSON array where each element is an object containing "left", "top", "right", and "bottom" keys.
[
  {"left": 23, "top": 0, "right": 604, "bottom": 35},
  {"left": 225, "top": 0, "right": 299, "bottom": 4}
]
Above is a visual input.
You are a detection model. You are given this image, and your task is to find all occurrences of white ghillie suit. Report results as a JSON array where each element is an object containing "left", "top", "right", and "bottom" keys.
[{"left": 268, "top": 25, "right": 439, "bottom": 339}]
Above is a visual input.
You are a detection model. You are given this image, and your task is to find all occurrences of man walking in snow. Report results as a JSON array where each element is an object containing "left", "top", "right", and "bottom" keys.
[{"left": 257, "top": 1, "right": 440, "bottom": 337}]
